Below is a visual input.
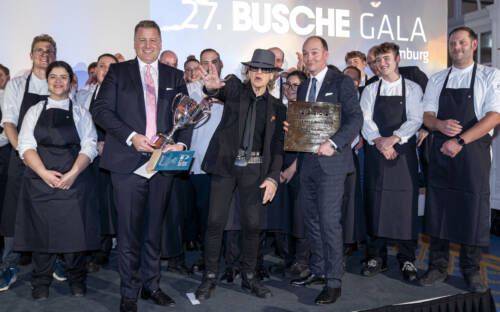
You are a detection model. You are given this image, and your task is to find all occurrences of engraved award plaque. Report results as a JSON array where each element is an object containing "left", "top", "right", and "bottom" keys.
[{"left": 284, "top": 101, "right": 341, "bottom": 153}]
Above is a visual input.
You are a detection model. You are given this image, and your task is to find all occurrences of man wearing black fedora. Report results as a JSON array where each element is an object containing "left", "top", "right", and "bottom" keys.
[{"left": 194, "top": 49, "right": 286, "bottom": 300}]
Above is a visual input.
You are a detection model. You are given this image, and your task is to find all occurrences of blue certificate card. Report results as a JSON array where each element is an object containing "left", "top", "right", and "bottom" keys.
[{"left": 153, "top": 151, "right": 194, "bottom": 171}]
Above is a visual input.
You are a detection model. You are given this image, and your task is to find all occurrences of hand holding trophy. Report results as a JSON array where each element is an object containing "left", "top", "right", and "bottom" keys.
[{"left": 146, "top": 93, "right": 211, "bottom": 173}]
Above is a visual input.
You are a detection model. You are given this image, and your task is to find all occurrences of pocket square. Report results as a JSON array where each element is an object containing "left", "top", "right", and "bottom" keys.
[
  {"left": 325, "top": 92, "right": 334, "bottom": 96},
  {"left": 166, "top": 87, "right": 174, "bottom": 91}
]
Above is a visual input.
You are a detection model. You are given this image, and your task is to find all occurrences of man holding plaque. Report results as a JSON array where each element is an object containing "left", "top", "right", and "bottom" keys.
[
  {"left": 90, "top": 20, "right": 189, "bottom": 312},
  {"left": 287, "top": 36, "right": 362, "bottom": 305},
  {"left": 195, "top": 49, "right": 286, "bottom": 300}
]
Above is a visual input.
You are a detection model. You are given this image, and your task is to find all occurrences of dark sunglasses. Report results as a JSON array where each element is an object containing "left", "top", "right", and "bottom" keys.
[{"left": 248, "top": 66, "right": 274, "bottom": 73}]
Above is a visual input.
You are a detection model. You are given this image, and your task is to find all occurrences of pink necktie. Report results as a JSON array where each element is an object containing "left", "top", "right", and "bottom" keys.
[{"left": 145, "top": 64, "right": 157, "bottom": 141}]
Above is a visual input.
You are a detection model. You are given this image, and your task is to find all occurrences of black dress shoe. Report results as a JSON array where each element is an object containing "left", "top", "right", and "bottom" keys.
[
  {"left": 196, "top": 272, "right": 217, "bottom": 300},
  {"left": 290, "top": 273, "right": 326, "bottom": 287},
  {"left": 361, "top": 257, "right": 387, "bottom": 277},
  {"left": 120, "top": 296, "right": 137, "bottom": 312},
  {"left": 70, "top": 282, "right": 86, "bottom": 297},
  {"left": 241, "top": 272, "right": 272, "bottom": 298},
  {"left": 32, "top": 285, "right": 49, "bottom": 301},
  {"left": 418, "top": 269, "right": 448, "bottom": 286},
  {"left": 191, "top": 257, "right": 205, "bottom": 273},
  {"left": 141, "top": 288, "right": 175, "bottom": 307},
  {"left": 464, "top": 272, "right": 488, "bottom": 293},
  {"left": 315, "top": 286, "right": 341, "bottom": 305}
]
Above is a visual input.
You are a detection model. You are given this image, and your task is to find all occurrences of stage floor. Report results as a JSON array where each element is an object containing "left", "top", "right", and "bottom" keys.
[{"left": 3, "top": 234, "right": 499, "bottom": 312}]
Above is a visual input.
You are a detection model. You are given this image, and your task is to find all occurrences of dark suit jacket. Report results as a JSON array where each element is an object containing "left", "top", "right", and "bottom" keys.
[
  {"left": 90, "top": 58, "right": 190, "bottom": 173},
  {"left": 201, "top": 77, "right": 286, "bottom": 183},
  {"left": 297, "top": 69, "right": 363, "bottom": 174}
]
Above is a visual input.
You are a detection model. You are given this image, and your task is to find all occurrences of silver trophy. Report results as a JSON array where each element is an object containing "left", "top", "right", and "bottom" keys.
[
  {"left": 147, "top": 93, "right": 211, "bottom": 173},
  {"left": 151, "top": 93, "right": 211, "bottom": 149}
]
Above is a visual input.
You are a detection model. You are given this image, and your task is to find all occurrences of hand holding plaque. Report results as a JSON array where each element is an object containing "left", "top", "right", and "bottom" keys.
[
  {"left": 284, "top": 101, "right": 341, "bottom": 153},
  {"left": 146, "top": 93, "right": 211, "bottom": 173}
]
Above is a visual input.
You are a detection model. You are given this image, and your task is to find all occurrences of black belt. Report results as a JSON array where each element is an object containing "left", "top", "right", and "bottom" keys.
[{"left": 235, "top": 149, "right": 263, "bottom": 164}]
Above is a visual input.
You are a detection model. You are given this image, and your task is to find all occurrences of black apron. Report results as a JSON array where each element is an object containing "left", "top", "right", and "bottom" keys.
[
  {"left": 14, "top": 100, "right": 100, "bottom": 253},
  {"left": 424, "top": 63, "right": 490, "bottom": 247},
  {"left": 1, "top": 74, "right": 48, "bottom": 236},
  {"left": 365, "top": 78, "right": 419, "bottom": 240},
  {"left": 89, "top": 89, "right": 117, "bottom": 235}
]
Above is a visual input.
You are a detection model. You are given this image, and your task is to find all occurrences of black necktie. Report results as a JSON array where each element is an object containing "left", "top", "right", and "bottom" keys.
[{"left": 241, "top": 94, "right": 259, "bottom": 160}]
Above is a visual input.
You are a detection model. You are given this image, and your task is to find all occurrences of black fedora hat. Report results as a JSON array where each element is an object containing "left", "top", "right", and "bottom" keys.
[{"left": 241, "top": 49, "right": 282, "bottom": 71}]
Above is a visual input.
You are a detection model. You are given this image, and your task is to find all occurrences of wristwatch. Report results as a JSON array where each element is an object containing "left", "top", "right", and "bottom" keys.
[{"left": 455, "top": 135, "right": 465, "bottom": 146}]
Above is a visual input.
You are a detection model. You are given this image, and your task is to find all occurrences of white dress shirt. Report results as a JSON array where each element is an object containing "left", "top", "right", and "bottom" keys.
[
  {"left": 360, "top": 77, "right": 423, "bottom": 145},
  {"left": 423, "top": 63, "right": 500, "bottom": 135},
  {"left": 17, "top": 98, "right": 98, "bottom": 162},
  {"left": 1, "top": 72, "right": 49, "bottom": 128},
  {"left": 305, "top": 66, "right": 328, "bottom": 101},
  {"left": 75, "top": 84, "right": 98, "bottom": 110},
  {"left": 270, "top": 76, "right": 288, "bottom": 106},
  {"left": 187, "top": 80, "right": 224, "bottom": 174},
  {"left": 0, "top": 90, "right": 10, "bottom": 147}
]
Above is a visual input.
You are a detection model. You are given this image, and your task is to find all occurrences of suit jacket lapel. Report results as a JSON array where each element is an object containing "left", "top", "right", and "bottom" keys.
[
  {"left": 129, "top": 59, "right": 146, "bottom": 123},
  {"left": 264, "top": 93, "right": 275, "bottom": 149},
  {"left": 316, "top": 69, "right": 334, "bottom": 102}
]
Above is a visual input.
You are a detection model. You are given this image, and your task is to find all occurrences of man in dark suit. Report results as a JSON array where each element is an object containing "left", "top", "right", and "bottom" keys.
[
  {"left": 194, "top": 49, "right": 286, "bottom": 300},
  {"left": 287, "top": 36, "right": 362, "bottom": 305},
  {"left": 90, "top": 20, "right": 189, "bottom": 312}
]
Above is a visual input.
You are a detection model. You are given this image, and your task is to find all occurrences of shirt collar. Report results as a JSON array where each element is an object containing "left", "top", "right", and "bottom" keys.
[
  {"left": 47, "top": 97, "right": 70, "bottom": 106},
  {"left": 137, "top": 57, "right": 159, "bottom": 74},
  {"left": 310, "top": 66, "right": 328, "bottom": 83},
  {"left": 451, "top": 62, "right": 474, "bottom": 75}
]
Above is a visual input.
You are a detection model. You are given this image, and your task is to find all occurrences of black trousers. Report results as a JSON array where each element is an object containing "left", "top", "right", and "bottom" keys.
[
  {"left": 111, "top": 172, "right": 174, "bottom": 298},
  {"left": 205, "top": 164, "right": 262, "bottom": 274},
  {"left": 428, "top": 236, "right": 482, "bottom": 275},
  {"left": 369, "top": 237, "right": 417, "bottom": 264},
  {"left": 32, "top": 251, "right": 86, "bottom": 287},
  {"left": 224, "top": 230, "right": 241, "bottom": 269}
]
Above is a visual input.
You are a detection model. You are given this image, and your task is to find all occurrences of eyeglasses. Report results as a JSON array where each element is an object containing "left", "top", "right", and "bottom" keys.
[
  {"left": 33, "top": 48, "right": 56, "bottom": 56},
  {"left": 248, "top": 66, "right": 273, "bottom": 73},
  {"left": 284, "top": 82, "right": 300, "bottom": 90}
]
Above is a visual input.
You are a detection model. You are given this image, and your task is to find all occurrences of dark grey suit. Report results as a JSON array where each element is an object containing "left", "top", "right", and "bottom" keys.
[{"left": 297, "top": 69, "right": 362, "bottom": 288}]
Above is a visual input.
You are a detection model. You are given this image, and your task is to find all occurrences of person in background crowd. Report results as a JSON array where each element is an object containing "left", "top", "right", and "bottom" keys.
[
  {"left": 184, "top": 56, "right": 201, "bottom": 83},
  {"left": 82, "top": 62, "right": 97, "bottom": 90},
  {"left": 159, "top": 50, "right": 178, "bottom": 68},
  {"left": 341, "top": 65, "right": 366, "bottom": 269},
  {"left": 0, "top": 63, "right": 11, "bottom": 254},
  {"left": 345, "top": 51, "right": 369, "bottom": 88},
  {"left": 420, "top": 26, "right": 500, "bottom": 293},
  {"left": 14, "top": 61, "right": 99, "bottom": 300},
  {"left": 0, "top": 34, "right": 57, "bottom": 292},
  {"left": 268, "top": 47, "right": 286, "bottom": 103},
  {"left": 76, "top": 53, "right": 119, "bottom": 273}
]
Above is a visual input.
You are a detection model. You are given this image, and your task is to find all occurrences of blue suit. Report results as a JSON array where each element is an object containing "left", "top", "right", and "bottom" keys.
[{"left": 297, "top": 69, "right": 362, "bottom": 288}]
